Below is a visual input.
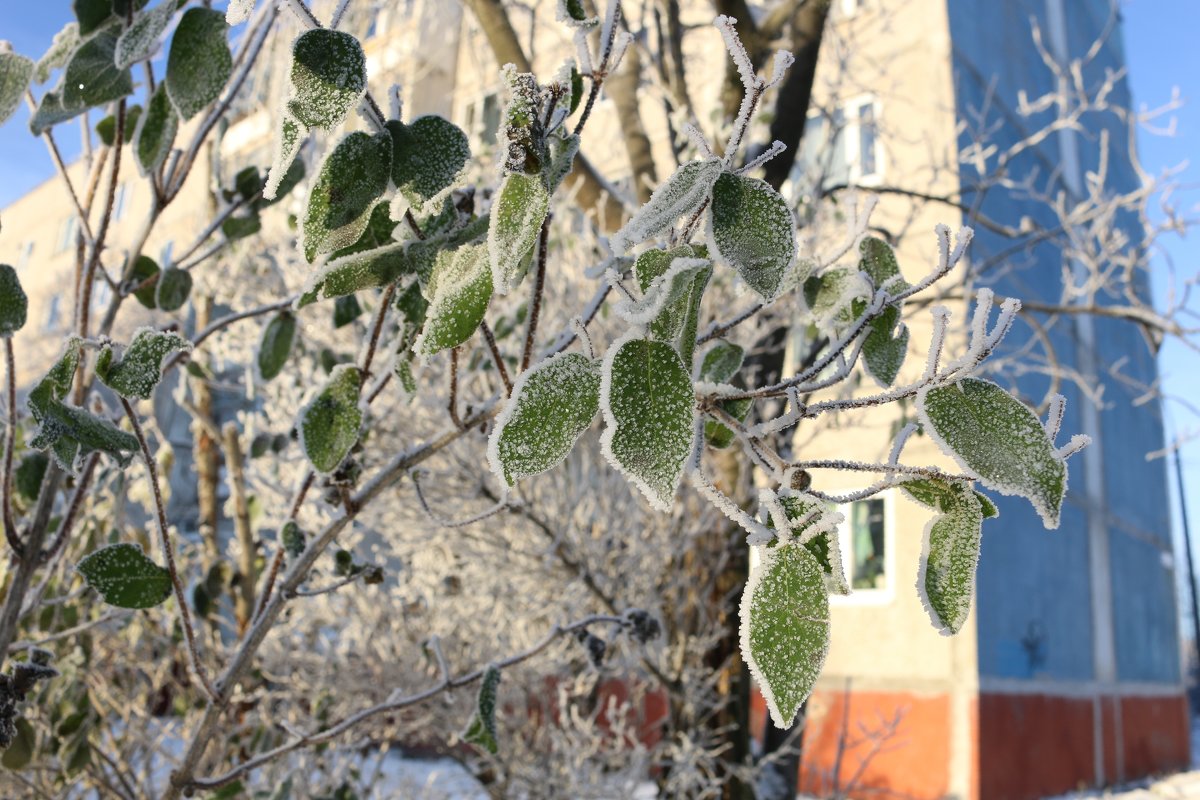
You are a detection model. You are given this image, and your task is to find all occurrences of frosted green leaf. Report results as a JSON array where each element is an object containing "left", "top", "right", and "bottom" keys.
[
  {"left": 630, "top": 247, "right": 712, "bottom": 364},
  {"left": 918, "top": 377, "right": 1067, "bottom": 528},
  {"left": 0, "top": 51, "right": 34, "bottom": 126},
  {"left": 257, "top": 312, "right": 296, "bottom": 382},
  {"left": 29, "top": 399, "right": 138, "bottom": 470},
  {"left": 803, "top": 267, "right": 868, "bottom": 329},
  {"left": 699, "top": 341, "right": 744, "bottom": 384},
  {"left": 299, "top": 364, "right": 361, "bottom": 474},
  {"left": 264, "top": 113, "right": 305, "bottom": 201},
  {"left": 226, "top": 0, "right": 255, "bottom": 25},
  {"left": 0, "top": 264, "right": 29, "bottom": 337},
  {"left": 155, "top": 266, "right": 191, "bottom": 311},
  {"left": 94, "top": 104, "right": 140, "bottom": 146},
  {"left": 498, "top": 66, "right": 544, "bottom": 175},
  {"left": 96, "top": 329, "right": 190, "bottom": 399},
  {"left": 487, "top": 352, "right": 600, "bottom": 485},
  {"left": 709, "top": 172, "right": 795, "bottom": 302},
  {"left": 166, "top": 8, "right": 231, "bottom": 120},
  {"left": 488, "top": 171, "right": 549, "bottom": 295},
  {"left": 901, "top": 477, "right": 988, "bottom": 634},
  {"left": 416, "top": 244, "right": 492, "bottom": 357},
  {"left": 859, "top": 236, "right": 908, "bottom": 293},
  {"left": 776, "top": 494, "right": 849, "bottom": 595},
  {"left": 63, "top": 23, "right": 133, "bottom": 109},
  {"left": 862, "top": 305, "right": 908, "bottom": 387},
  {"left": 704, "top": 394, "right": 751, "bottom": 450},
  {"left": 610, "top": 159, "right": 722, "bottom": 253},
  {"left": 77, "top": 543, "right": 171, "bottom": 609},
  {"left": 35, "top": 23, "right": 79, "bottom": 84},
  {"left": 388, "top": 116, "right": 470, "bottom": 206},
  {"left": 394, "top": 356, "right": 417, "bottom": 398},
  {"left": 304, "top": 242, "right": 408, "bottom": 302},
  {"left": 130, "top": 255, "right": 160, "bottom": 308},
  {"left": 333, "top": 294, "right": 362, "bottom": 328},
  {"left": 29, "top": 90, "right": 85, "bottom": 135},
  {"left": 288, "top": 30, "right": 366, "bottom": 130},
  {"left": 115, "top": 1, "right": 176, "bottom": 69},
  {"left": 27, "top": 338, "right": 80, "bottom": 416},
  {"left": 544, "top": 132, "right": 580, "bottom": 191},
  {"left": 74, "top": 0, "right": 116, "bottom": 36},
  {"left": 14, "top": 452, "right": 49, "bottom": 503},
  {"left": 133, "top": 84, "right": 177, "bottom": 175},
  {"left": 302, "top": 130, "right": 392, "bottom": 262},
  {"left": 463, "top": 665, "right": 501, "bottom": 754},
  {"left": 740, "top": 541, "right": 830, "bottom": 729},
  {"left": 599, "top": 335, "right": 695, "bottom": 512}
]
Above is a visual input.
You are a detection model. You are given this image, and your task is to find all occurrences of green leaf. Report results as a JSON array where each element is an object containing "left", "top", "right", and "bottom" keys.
[
  {"left": 900, "top": 477, "right": 988, "bottom": 634},
  {"left": 918, "top": 377, "right": 1067, "bottom": 528},
  {"left": 630, "top": 247, "right": 712, "bottom": 364},
  {"left": 63, "top": 22, "right": 133, "bottom": 109},
  {"left": 74, "top": 0, "right": 114, "bottom": 36},
  {"left": 487, "top": 171, "right": 549, "bottom": 295},
  {"left": 264, "top": 113, "right": 306, "bottom": 201},
  {"left": 703, "top": 395, "right": 751, "bottom": 450},
  {"left": 130, "top": 255, "right": 160, "bottom": 308},
  {"left": 463, "top": 665, "right": 501, "bottom": 754},
  {"left": 96, "top": 329, "right": 190, "bottom": 399},
  {"left": 740, "top": 542, "right": 830, "bottom": 729},
  {"left": 154, "top": 266, "right": 192, "bottom": 312},
  {"left": 610, "top": 158, "right": 722, "bottom": 253},
  {"left": 232, "top": 165, "right": 263, "bottom": 201},
  {"left": 498, "top": 66, "right": 545, "bottom": 175},
  {"left": 29, "top": 89, "right": 85, "bottom": 135},
  {"left": 35, "top": 23, "right": 80, "bottom": 84},
  {"left": 77, "top": 542, "right": 172, "bottom": 609},
  {"left": 699, "top": 341, "right": 744, "bottom": 384},
  {"left": 544, "top": 132, "right": 579, "bottom": 192},
  {"left": 257, "top": 312, "right": 296, "bottom": 382},
  {"left": 333, "top": 294, "right": 362, "bottom": 328},
  {"left": 303, "top": 242, "right": 412, "bottom": 303},
  {"left": 115, "top": 1, "right": 176, "bottom": 69},
  {"left": 165, "top": 8, "right": 231, "bottom": 120},
  {"left": 14, "top": 452, "right": 49, "bottom": 503},
  {"left": 488, "top": 352, "right": 600, "bottom": 485},
  {"left": 302, "top": 130, "right": 392, "bottom": 262},
  {"left": 134, "top": 84, "right": 177, "bottom": 175},
  {"left": 299, "top": 365, "right": 361, "bottom": 473},
  {"left": 861, "top": 305, "right": 908, "bottom": 388},
  {"left": 600, "top": 335, "right": 695, "bottom": 512},
  {"left": 1, "top": 718, "right": 35, "bottom": 769},
  {"left": 858, "top": 236, "right": 908, "bottom": 293},
  {"left": 0, "top": 264, "right": 29, "bottom": 337},
  {"left": 29, "top": 393, "right": 138, "bottom": 472},
  {"left": 221, "top": 212, "right": 261, "bottom": 241},
  {"left": 803, "top": 267, "right": 866, "bottom": 328},
  {"left": 775, "top": 493, "right": 849, "bottom": 594},
  {"left": 388, "top": 116, "right": 470, "bottom": 206},
  {"left": 287, "top": 29, "right": 366, "bottom": 129},
  {"left": 0, "top": 51, "right": 34, "bottom": 126},
  {"left": 709, "top": 172, "right": 795, "bottom": 302},
  {"left": 94, "top": 104, "right": 140, "bottom": 146},
  {"left": 416, "top": 244, "right": 492, "bottom": 357}
]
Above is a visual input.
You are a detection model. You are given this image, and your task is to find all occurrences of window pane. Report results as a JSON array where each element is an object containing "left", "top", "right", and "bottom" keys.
[
  {"left": 850, "top": 498, "right": 886, "bottom": 589},
  {"left": 858, "top": 102, "right": 878, "bottom": 177},
  {"left": 828, "top": 109, "right": 849, "bottom": 187},
  {"left": 481, "top": 94, "right": 500, "bottom": 146}
]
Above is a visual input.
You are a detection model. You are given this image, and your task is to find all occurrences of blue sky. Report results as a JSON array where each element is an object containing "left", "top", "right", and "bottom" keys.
[{"left": 2, "top": 1, "right": 1200, "bottom": 610}]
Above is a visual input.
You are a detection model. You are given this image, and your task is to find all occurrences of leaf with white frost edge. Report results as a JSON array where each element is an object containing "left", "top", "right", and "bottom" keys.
[
  {"left": 388, "top": 116, "right": 470, "bottom": 207},
  {"left": 740, "top": 541, "right": 830, "bottom": 729},
  {"left": 618, "top": 256, "right": 710, "bottom": 328},
  {"left": 0, "top": 265, "right": 29, "bottom": 337},
  {"left": 599, "top": 332, "right": 696, "bottom": 512},
  {"left": 900, "top": 477, "right": 990, "bottom": 635},
  {"left": 165, "top": 8, "right": 231, "bottom": 120},
  {"left": 463, "top": 665, "right": 501, "bottom": 754},
  {"left": 0, "top": 51, "right": 34, "bottom": 126},
  {"left": 917, "top": 377, "right": 1074, "bottom": 528},
  {"left": 708, "top": 172, "right": 796, "bottom": 302},
  {"left": 264, "top": 113, "right": 305, "bottom": 201},
  {"left": 415, "top": 244, "right": 493, "bottom": 358},
  {"left": 34, "top": 23, "right": 79, "bottom": 84},
  {"left": 488, "top": 172, "right": 548, "bottom": 295},
  {"left": 96, "top": 329, "right": 190, "bottom": 399},
  {"left": 63, "top": 22, "right": 133, "bottom": 110},
  {"left": 302, "top": 130, "right": 392, "bottom": 263},
  {"left": 699, "top": 341, "right": 744, "bottom": 384},
  {"left": 861, "top": 305, "right": 908, "bottom": 388},
  {"left": 134, "top": 84, "right": 177, "bottom": 176},
  {"left": 77, "top": 543, "right": 171, "bottom": 609},
  {"left": 488, "top": 352, "right": 600, "bottom": 485},
  {"left": 115, "top": 1, "right": 176, "bottom": 69},
  {"left": 287, "top": 29, "right": 366, "bottom": 130},
  {"left": 776, "top": 492, "right": 849, "bottom": 596},
  {"left": 299, "top": 365, "right": 362, "bottom": 474},
  {"left": 610, "top": 159, "right": 722, "bottom": 254},
  {"left": 630, "top": 248, "right": 712, "bottom": 362}
]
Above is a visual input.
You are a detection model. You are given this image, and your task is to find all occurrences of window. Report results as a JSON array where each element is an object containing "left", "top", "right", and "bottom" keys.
[
  {"left": 830, "top": 492, "right": 895, "bottom": 604},
  {"left": 792, "top": 95, "right": 883, "bottom": 190},
  {"left": 55, "top": 216, "right": 78, "bottom": 253},
  {"left": 465, "top": 92, "right": 501, "bottom": 147}
]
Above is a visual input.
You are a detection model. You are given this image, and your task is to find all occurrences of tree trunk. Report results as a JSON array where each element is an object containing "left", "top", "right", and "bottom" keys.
[
  {"left": 761, "top": 1, "right": 830, "bottom": 190},
  {"left": 607, "top": 38, "right": 658, "bottom": 204},
  {"left": 192, "top": 296, "right": 221, "bottom": 564},
  {"left": 222, "top": 422, "right": 255, "bottom": 635}
]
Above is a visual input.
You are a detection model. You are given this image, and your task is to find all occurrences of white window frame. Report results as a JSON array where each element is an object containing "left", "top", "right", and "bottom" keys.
[
  {"left": 836, "top": 92, "right": 884, "bottom": 187},
  {"left": 829, "top": 489, "right": 896, "bottom": 606}
]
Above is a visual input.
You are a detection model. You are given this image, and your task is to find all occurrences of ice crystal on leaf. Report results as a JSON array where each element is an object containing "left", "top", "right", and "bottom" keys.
[
  {"left": 133, "top": 84, "right": 177, "bottom": 176},
  {"left": 165, "top": 8, "right": 231, "bottom": 120},
  {"left": 918, "top": 377, "right": 1075, "bottom": 528},
  {"left": 699, "top": 341, "right": 744, "bottom": 384},
  {"left": 415, "top": 244, "right": 493, "bottom": 358},
  {"left": 497, "top": 65, "right": 545, "bottom": 176},
  {"left": 463, "top": 665, "right": 501, "bottom": 754},
  {"left": 256, "top": 312, "right": 296, "bottom": 382},
  {"left": 264, "top": 113, "right": 305, "bottom": 201},
  {"left": 775, "top": 493, "right": 849, "bottom": 595},
  {"left": 77, "top": 543, "right": 171, "bottom": 610},
  {"left": 630, "top": 248, "right": 712, "bottom": 364},
  {"left": 610, "top": 159, "right": 722, "bottom": 254},
  {"left": 488, "top": 171, "right": 549, "bottom": 295},
  {"left": 288, "top": 29, "right": 366, "bottom": 130},
  {"left": 600, "top": 332, "right": 696, "bottom": 512},
  {"left": 740, "top": 541, "right": 830, "bottom": 729},
  {"left": 861, "top": 305, "right": 908, "bottom": 388},
  {"left": 488, "top": 352, "right": 601, "bottom": 485},
  {"left": 0, "top": 49, "right": 34, "bottom": 126},
  {"left": 0, "top": 264, "right": 29, "bottom": 337},
  {"left": 388, "top": 116, "right": 471, "bottom": 207},
  {"left": 302, "top": 130, "right": 392, "bottom": 263},
  {"left": 901, "top": 477, "right": 995, "bottom": 634},
  {"left": 708, "top": 172, "right": 795, "bottom": 302},
  {"left": 115, "top": 1, "right": 175, "bottom": 70},
  {"left": 63, "top": 22, "right": 133, "bottom": 110},
  {"left": 299, "top": 364, "right": 361, "bottom": 474},
  {"left": 96, "top": 329, "right": 190, "bottom": 399},
  {"left": 859, "top": 236, "right": 909, "bottom": 294}
]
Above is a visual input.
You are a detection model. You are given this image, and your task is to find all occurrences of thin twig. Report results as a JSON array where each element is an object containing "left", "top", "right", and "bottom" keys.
[
  {"left": 479, "top": 321, "right": 513, "bottom": 395},
  {"left": 448, "top": 346, "right": 464, "bottom": 429},
  {"left": 522, "top": 216, "right": 552, "bottom": 373},
  {"left": 3, "top": 339, "right": 21, "bottom": 556}
]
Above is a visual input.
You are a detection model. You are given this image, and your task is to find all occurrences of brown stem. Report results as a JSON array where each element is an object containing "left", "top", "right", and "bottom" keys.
[
  {"left": 39, "top": 453, "right": 100, "bottom": 564},
  {"left": 448, "top": 346, "right": 464, "bottom": 429},
  {"left": 479, "top": 321, "right": 513, "bottom": 395},
  {"left": 222, "top": 423, "right": 256, "bottom": 635},
  {"left": 3, "top": 339, "right": 21, "bottom": 556},
  {"left": 521, "top": 216, "right": 551, "bottom": 373}
]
